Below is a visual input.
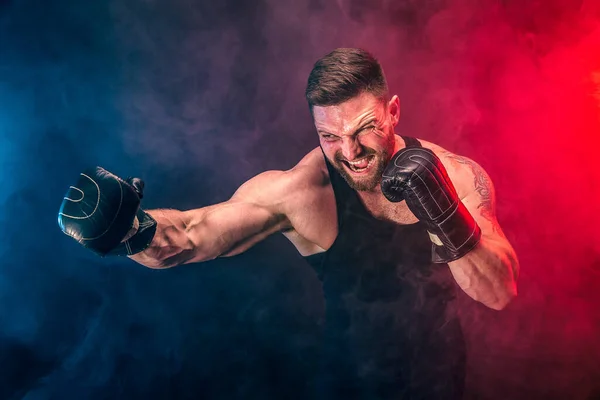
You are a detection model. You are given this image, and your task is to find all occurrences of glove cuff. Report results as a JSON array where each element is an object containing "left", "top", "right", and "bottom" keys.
[
  {"left": 107, "top": 208, "right": 157, "bottom": 256},
  {"left": 428, "top": 200, "right": 482, "bottom": 263}
]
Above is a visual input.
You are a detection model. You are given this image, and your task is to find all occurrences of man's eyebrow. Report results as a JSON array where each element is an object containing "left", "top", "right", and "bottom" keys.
[
  {"left": 317, "top": 129, "right": 337, "bottom": 136},
  {"left": 317, "top": 118, "right": 378, "bottom": 137},
  {"left": 352, "top": 118, "right": 377, "bottom": 134}
]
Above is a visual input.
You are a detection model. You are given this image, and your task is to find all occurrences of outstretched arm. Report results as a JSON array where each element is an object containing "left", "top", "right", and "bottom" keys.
[
  {"left": 129, "top": 170, "right": 297, "bottom": 269},
  {"left": 58, "top": 166, "right": 321, "bottom": 268},
  {"left": 441, "top": 153, "right": 519, "bottom": 310}
]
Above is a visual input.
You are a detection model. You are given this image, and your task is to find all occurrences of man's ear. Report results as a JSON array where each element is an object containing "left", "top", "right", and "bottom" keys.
[{"left": 388, "top": 95, "right": 400, "bottom": 127}]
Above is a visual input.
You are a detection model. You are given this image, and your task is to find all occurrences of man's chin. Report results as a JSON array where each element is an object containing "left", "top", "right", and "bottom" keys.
[
  {"left": 329, "top": 155, "right": 386, "bottom": 192},
  {"left": 347, "top": 178, "right": 380, "bottom": 192},
  {"left": 337, "top": 168, "right": 381, "bottom": 191}
]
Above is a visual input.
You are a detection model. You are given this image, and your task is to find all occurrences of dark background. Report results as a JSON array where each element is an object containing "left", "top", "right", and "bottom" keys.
[{"left": 1, "top": 0, "right": 599, "bottom": 398}]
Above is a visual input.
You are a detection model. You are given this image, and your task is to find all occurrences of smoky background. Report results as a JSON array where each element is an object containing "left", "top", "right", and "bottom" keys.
[{"left": 0, "top": 0, "right": 599, "bottom": 398}]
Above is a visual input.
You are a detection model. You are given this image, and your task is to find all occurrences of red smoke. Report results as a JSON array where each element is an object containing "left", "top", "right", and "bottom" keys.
[{"left": 449, "top": 4, "right": 600, "bottom": 399}]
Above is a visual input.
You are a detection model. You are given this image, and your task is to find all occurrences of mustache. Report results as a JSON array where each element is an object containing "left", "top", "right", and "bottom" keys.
[{"left": 334, "top": 148, "right": 377, "bottom": 163}]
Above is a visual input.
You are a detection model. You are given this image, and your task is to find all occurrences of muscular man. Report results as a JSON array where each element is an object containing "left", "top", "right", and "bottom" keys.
[{"left": 59, "top": 48, "right": 519, "bottom": 399}]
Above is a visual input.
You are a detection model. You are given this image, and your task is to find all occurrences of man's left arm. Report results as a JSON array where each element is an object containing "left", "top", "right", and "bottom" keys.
[
  {"left": 381, "top": 145, "right": 520, "bottom": 311},
  {"left": 440, "top": 153, "right": 519, "bottom": 310}
]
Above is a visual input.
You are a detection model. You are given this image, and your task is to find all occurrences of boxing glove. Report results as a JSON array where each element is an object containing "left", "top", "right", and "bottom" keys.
[
  {"left": 381, "top": 147, "right": 481, "bottom": 263},
  {"left": 58, "top": 167, "right": 156, "bottom": 256}
]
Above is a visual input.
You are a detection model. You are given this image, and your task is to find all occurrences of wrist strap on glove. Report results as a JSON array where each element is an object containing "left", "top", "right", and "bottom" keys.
[
  {"left": 107, "top": 208, "right": 157, "bottom": 256},
  {"left": 428, "top": 200, "right": 481, "bottom": 263}
]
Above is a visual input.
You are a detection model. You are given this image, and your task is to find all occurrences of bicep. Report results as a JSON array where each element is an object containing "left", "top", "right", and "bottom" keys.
[
  {"left": 184, "top": 171, "right": 291, "bottom": 260},
  {"left": 191, "top": 201, "right": 287, "bottom": 258},
  {"left": 461, "top": 169, "right": 503, "bottom": 237},
  {"left": 442, "top": 153, "right": 505, "bottom": 239},
  {"left": 447, "top": 156, "right": 521, "bottom": 281}
]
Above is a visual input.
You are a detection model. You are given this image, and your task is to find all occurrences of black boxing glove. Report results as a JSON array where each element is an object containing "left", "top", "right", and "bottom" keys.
[
  {"left": 381, "top": 147, "right": 481, "bottom": 263},
  {"left": 58, "top": 167, "right": 157, "bottom": 256}
]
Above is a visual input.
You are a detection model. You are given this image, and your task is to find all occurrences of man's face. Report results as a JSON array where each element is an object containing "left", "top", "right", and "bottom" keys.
[{"left": 313, "top": 93, "right": 400, "bottom": 192}]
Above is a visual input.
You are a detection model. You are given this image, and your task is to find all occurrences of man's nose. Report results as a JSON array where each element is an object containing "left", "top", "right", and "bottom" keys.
[{"left": 341, "top": 137, "right": 361, "bottom": 160}]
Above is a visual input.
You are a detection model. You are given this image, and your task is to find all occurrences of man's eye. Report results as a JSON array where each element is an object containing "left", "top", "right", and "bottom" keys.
[{"left": 322, "top": 135, "right": 338, "bottom": 141}]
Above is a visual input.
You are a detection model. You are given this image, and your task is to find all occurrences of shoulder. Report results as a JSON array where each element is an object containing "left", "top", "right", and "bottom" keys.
[
  {"left": 231, "top": 147, "right": 330, "bottom": 207},
  {"left": 416, "top": 138, "right": 494, "bottom": 200}
]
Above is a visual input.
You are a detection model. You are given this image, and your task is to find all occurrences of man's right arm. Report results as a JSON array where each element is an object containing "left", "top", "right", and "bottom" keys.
[
  {"left": 129, "top": 170, "right": 298, "bottom": 269},
  {"left": 58, "top": 161, "right": 327, "bottom": 268}
]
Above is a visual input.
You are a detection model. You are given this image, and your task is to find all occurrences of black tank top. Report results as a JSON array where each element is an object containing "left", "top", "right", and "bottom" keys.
[{"left": 304, "top": 136, "right": 465, "bottom": 400}]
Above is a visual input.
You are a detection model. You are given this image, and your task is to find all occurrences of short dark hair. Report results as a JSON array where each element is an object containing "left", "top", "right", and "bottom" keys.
[{"left": 305, "top": 48, "right": 388, "bottom": 112}]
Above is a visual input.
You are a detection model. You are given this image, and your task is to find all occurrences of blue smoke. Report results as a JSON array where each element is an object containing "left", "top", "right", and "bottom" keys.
[{"left": 0, "top": 1, "right": 321, "bottom": 398}]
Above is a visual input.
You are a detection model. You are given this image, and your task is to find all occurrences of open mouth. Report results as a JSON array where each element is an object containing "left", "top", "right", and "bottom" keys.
[{"left": 342, "top": 155, "right": 375, "bottom": 174}]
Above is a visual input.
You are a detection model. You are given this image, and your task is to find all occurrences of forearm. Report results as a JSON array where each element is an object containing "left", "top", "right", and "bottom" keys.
[
  {"left": 128, "top": 208, "right": 204, "bottom": 269},
  {"left": 128, "top": 202, "right": 286, "bottom": 269},
  {"left": 447, "top": 235, "right": 519, "bottom": 310}
]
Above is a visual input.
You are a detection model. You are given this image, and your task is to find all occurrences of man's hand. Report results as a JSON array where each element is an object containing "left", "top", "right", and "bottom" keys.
[
  {"left": 381, "top": 147, "right": 481, "bottom": 263},
  {"left": 57, "top": 167, "right": 157, "bottom": 256}
]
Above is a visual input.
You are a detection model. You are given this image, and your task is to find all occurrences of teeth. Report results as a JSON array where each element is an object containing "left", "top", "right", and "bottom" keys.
[
  {"left": 347, "top": 156, "right": 374, "bottom": 171},
  {"left": 349, "top": 160, "right": 365, "bottom": 166},
  {"left": 348, "top": 156, "right": 371, "bottom": 166}
]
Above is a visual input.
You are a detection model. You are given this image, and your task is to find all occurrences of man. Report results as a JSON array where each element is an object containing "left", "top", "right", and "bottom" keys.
[{"left": 59, "top": 48, "right": 519, "bottom": 399}]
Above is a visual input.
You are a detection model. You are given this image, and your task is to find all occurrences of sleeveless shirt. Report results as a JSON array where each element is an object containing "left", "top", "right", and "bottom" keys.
[{"left": 304, "top": 136, "right": 466, "bottom": 400}]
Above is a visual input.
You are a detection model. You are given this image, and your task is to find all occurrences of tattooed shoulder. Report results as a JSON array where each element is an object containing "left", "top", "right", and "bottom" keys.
[{"left": 440, "top": 151, "right": 497, "bottom": 229}]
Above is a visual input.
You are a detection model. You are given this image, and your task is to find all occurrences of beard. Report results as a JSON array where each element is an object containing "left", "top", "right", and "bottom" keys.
[{"left": 328, "top": 134, "right": 396, "bottom": 192}]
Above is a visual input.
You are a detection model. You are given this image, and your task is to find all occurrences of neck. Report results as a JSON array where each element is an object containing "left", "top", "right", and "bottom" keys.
[{"left": 393, "top": 134, "right": 406, "bottom": 154}]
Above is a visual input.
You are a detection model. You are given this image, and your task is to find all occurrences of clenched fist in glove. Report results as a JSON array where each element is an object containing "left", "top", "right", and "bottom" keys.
[
  {"left": 58, "top": 167, "right": 157, "bottom": 256},
  {"left": 381, "top": 147, "right": 481, "bottom": 263}
]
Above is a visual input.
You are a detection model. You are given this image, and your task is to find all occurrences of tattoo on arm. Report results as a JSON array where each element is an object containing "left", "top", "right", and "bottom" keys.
[{"left": 443, "top": 152, "right": 497, "bottom": 231}]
